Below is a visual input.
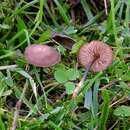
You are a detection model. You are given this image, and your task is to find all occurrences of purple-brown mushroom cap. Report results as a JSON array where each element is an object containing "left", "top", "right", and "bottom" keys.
[
  {"left": 24, "top": 44, "right": 61, "bottom": 67},
  {"left": 78, "top": 41, "right": 113, "bottom": 72}
]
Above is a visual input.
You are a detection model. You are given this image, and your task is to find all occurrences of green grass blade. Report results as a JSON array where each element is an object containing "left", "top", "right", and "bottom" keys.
[
  {"left": 16, "top": 69, "right": 37, "bottom": 100},
  {"left": 12, "top": 0, "right": 39, "bottom": 17},
  {"left": 17, "top": 17, "right": 27, "bottom": 43},
  {"left": 34, "top": 0, "right": 44, "bottom": 23},
  {"left": 79, "top": 11, "right": 104, "bottom": 35},
  {"left": 53, "top": 0, "right": 70, "bottom": 25},
  {"left": 83, "top": 72, "right": 102, "bottom": 93},
  {"left": 106, "top": 0, "right": 121, "bottom": 33},
  {"left": 0, "top": 50, "right": 15, "bottom": 60},
  {"left": 93, "top": 80, "right": 100, "bottom": 116},
  {"left": 34, "top": 67, "right": 48, "bottom": 109},
  {"left": 8, "top": 29, "right": 25, "bottom": 44},
  {"left": 44, "top": 2, "right": 59, "bottom": 27},
  {"left": 110, "top": 0, "right": 117, "bottom": 42},
  {"left": 118, "top": 1, "right": 124, "bottom": 19},
  {"left": 125, "top": 1, "right": 130, "bottom": 30},
  {"left": 14, "top": 21, "right": 40, "bottom": 49},
  {"left": 99, "top": 90, "right": 110, "bottom": 130},
  {"left": 80, "top": 0, "right": 94, "bottom": 20},
  {"left": 0, "top": 116, "right": 6, "bottom": 130},
  {"left": 14, "top": 86, "right": 37, "bottom": 114}
]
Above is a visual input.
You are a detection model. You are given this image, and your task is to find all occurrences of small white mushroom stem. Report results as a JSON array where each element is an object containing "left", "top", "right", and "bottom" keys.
[{"left": 72, "top": 62, "right": 92, "bottom": 99}]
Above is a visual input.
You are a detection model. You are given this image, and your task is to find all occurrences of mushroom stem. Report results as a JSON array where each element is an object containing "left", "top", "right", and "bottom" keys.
[
  {"left": 72, "top": 62, "right": 92, "bottom": 99},
  {"left": 40, "top": 68, "right": 43, "bottom": 81}
]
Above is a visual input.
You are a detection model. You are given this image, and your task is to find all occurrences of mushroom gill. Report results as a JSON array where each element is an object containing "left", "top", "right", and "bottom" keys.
[{"left": 78, "top": 40, "right": 113, "bottom": 72}]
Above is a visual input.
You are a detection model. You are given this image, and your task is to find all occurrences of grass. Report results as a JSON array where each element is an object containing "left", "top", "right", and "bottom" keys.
[{"left": 0, "top": 0, "right": 130, "bottom": 130}]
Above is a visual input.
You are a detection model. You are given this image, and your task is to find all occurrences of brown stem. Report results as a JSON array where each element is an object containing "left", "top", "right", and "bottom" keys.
[
  {"left": 108, "top": 120, "right": 119, "bottom": 130},
  {"left": 72, "top": 62, "right": 92, "bottom": 99},
  {"left": 71, "top": 8, "right": 76, "bottom": 24},
  {"left": 11, "top": 101, "right": 22, "bottom": 130},
  {"left": 11, "top": 81, "right": 28, "bottom": 130}
]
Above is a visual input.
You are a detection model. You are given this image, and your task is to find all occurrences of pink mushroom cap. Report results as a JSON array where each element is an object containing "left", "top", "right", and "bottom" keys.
[
  {"left": 24, "top": 44, "right": 61, "bottom": 67},
  {"left": 78, "top": 40, "right": 113, "bottom": 72}
]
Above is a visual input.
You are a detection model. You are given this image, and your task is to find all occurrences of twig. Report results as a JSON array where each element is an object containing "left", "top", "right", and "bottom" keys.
[
  {"left": 104, "top": 0, "right": 108, "bottom": 15},
  {"left": 59, "top": 91, "right": 66, "bottom": 99},
  {"left": 44, "top": 82, "right": 59, "bottom": 89},
  {"left": 100, "top": 79, "right": 119, "bottom": 89},
  {"left": 109, "top": 96, "right": 128, "bottom": 108},
  {"left": 94, "top": 125, "right": 98, "bottom": 130},
  {"left": 108, "top": 120, "right": 119, "bottom": 130},
  {"left": 71, "top": 8, "right": 76, "bottom": 24},
  {"left": 0, "top": 64, "right": 18, "bottom": 70},
  {"left": 11, "top": 81, "right": 28, "bottom": 130},
  {"left": 11, "top": 101, "right": 22, "bottom": 130}
]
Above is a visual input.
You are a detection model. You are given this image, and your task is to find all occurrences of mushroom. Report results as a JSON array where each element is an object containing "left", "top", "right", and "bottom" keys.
[
  {"left": 24, "top": 44, "right": 61, "bottom": 67},
  {"left": 25, "top": 44, "right": 61, "bottom": 81},
  {"left": 78, "top": 40, "right": 113, "bottom": 72},
  {"left": 72, "top": 40, "right": 113, "bottom": 98},
  {"left": 11, "top": 44, "right": 61, "bottom": 130}
]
